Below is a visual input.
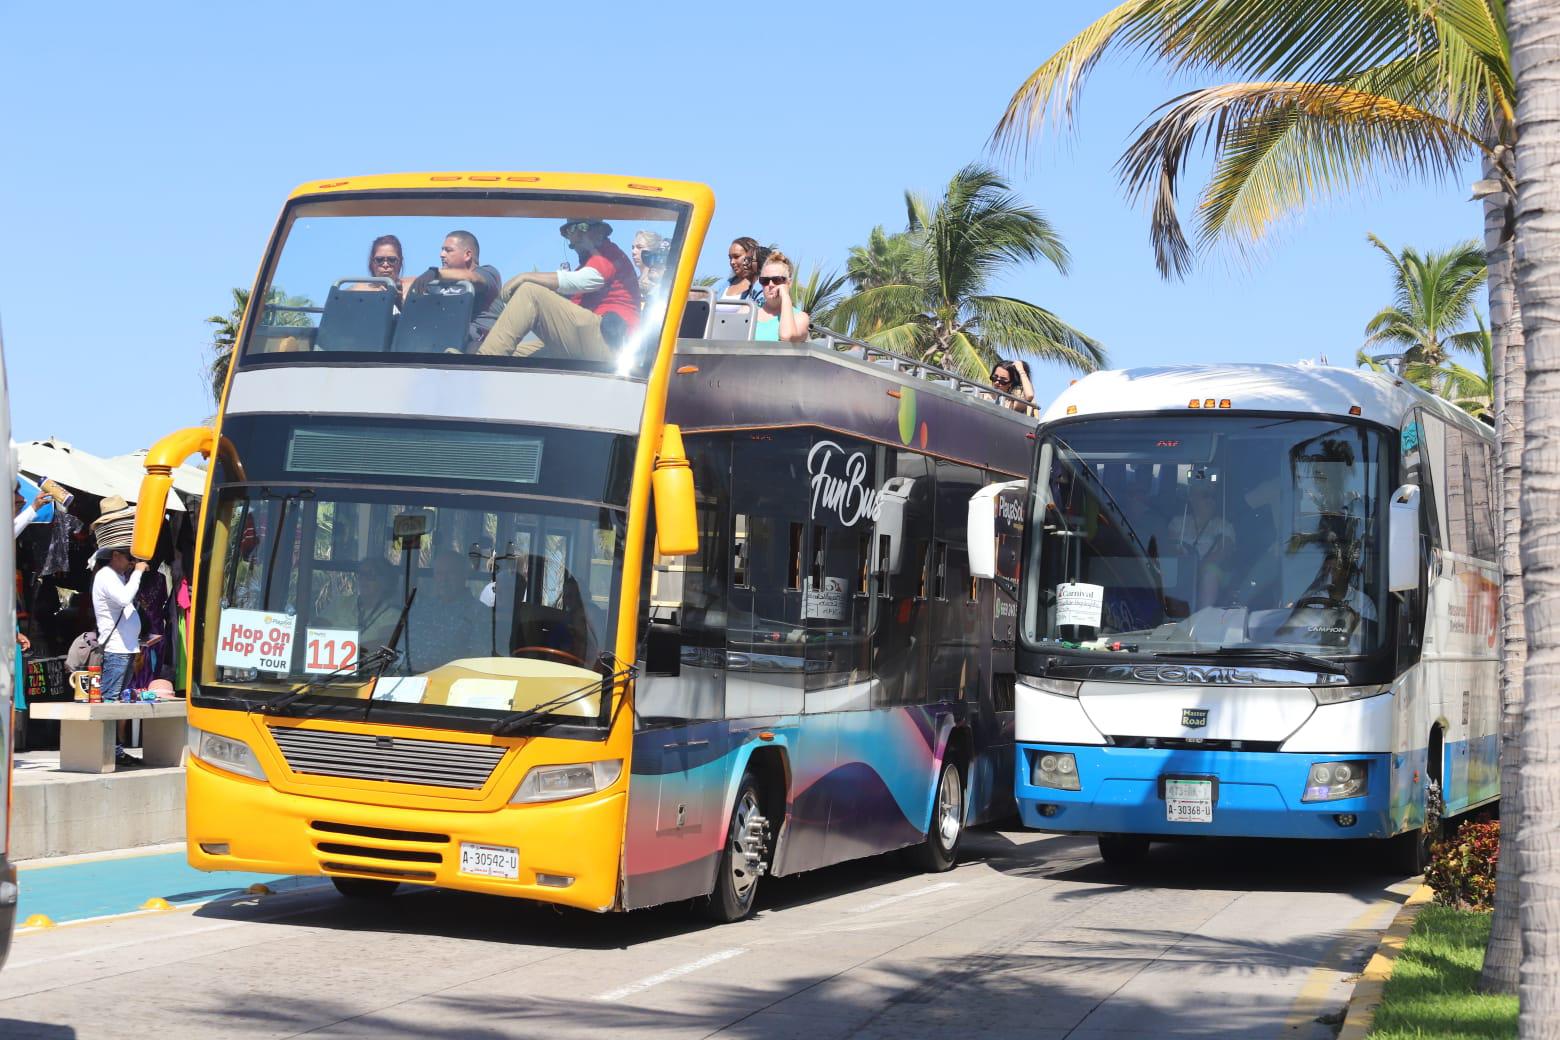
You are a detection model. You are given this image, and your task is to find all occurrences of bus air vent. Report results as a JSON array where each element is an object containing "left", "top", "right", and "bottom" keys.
[
  {"left": 269, "top": 726, "right": 507, "bottom": 789},
  {"left": 285, "top": 426, "right": 543, "bottom": 485}
]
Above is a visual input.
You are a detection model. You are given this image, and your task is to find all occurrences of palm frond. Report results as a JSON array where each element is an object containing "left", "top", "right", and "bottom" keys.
[
  {"left": 968, "top": 295, "right": 1106, "bottom": 372},
  {"left": 1116, "top": 80, "right": 1476, "bottom": 277}
]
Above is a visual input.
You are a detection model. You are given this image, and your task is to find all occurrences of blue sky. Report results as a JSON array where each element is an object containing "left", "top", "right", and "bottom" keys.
[{"left": 0, "top": 3, "right": 1482, "bottom": 457}]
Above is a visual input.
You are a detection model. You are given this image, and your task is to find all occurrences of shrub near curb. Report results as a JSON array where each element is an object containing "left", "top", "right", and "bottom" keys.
[{"left": 1425, "top": 820, "right": 1498, "bottom": 910}]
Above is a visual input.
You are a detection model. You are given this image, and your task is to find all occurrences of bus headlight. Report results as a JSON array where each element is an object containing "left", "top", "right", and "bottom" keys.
[
  {"left": 187, "top": 727, "right": 268, "bottom": 782},
  {"left": 1025, "top": 676, "right": 1082, "bottom": 699},
  {"left": 1301, "top": 760, "right": 1369, "bottom": 802},
  {"left": 1311, "top": 684, "right": 1390, "bottom": 705},
  {"left": 510, "top": 760, "right": 623, "bottom": 804},
  {"left": 1031, "top": 751, "right": 1081, "bottom": 791}
]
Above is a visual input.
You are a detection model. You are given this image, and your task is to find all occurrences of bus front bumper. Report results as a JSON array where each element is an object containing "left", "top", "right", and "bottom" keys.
[
  {"left": 186, "top": 755, "right": 626, "bottom": 911},
  {"left": 1016, "top": 744, "right": 1394, "bottom": 840}
]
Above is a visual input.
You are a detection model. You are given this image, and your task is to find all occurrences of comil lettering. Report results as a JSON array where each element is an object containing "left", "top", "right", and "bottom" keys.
[{"left": 807, "top": 440, "right": 884, "bottom": 527}]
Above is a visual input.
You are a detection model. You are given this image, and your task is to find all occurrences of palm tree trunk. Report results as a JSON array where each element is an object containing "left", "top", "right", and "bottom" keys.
[
  {"left": 1480, "top": 146, "right": 1525, "bottom": 993},
  {"left": 1510, "top": 1, "right": 1560, "bottom": 1034}
]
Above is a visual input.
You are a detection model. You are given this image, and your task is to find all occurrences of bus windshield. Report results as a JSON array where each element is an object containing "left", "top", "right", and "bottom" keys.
[
  {"left": 198, "top": 485, "right": 626, "bottom": 725},
  {"left": 241, "top": 193, "right": 688, "bottom": 378},
  {"left": 1022, "top": 414, "right": 1388, "bottom": 659}
]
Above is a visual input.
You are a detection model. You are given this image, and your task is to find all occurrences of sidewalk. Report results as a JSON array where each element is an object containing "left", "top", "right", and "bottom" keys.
[
  {"left": 15, "top": 844, "right": 320, "bottom": 928},
  {"left": 11, "top": 749, "right": 185, "bottom": 860}
]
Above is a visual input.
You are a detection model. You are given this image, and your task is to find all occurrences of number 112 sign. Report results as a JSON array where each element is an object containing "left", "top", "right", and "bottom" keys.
[{"left": 304, "top": 629, "right": 359, "bottom": 674}]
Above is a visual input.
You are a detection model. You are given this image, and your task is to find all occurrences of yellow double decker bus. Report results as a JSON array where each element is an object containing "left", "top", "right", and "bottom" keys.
[{"left": 135, "top": 173, "right": 1033, "bottom": 920}]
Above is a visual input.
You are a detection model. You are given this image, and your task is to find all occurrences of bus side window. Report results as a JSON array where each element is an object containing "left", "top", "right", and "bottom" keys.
[{"left": 732, "top": 513, "right": 749, "bottom": 588}]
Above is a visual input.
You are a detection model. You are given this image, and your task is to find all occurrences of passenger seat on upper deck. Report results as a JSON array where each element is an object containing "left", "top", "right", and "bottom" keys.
[
  {"left": 315, "top": 279, "right": 397, "bottom": 352},
  {"left": 391, "top": 279, "right": 476, "bottom": 353}
]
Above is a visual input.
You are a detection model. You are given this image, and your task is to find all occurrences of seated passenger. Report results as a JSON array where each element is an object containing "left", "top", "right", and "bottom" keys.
[
  {"left": 1169, "top": 480, "right": 1235, "bottom": 604},
  {"left": 632, "top": 230, "right": 668, "bottom": 300},
  {"left": 721, "top": 237, "right": 766, "bottom": 305},
  {"left": 474, "top": 218, "right": 641, "bottom": 361},
  {"left": 753, "top": 251, "right": 809, "bottom": 342},
  {"left": 408, "top": 230, "right": 501, "bottom": 314},
  {"left": 356, "top": 558, "right": 402, "bottom": 651},
  {"left": 358, "top": 235, "right": 412, "bottom": 299},
  {"left": 409, "top": 549, "right": 486, "bottom": 667}
]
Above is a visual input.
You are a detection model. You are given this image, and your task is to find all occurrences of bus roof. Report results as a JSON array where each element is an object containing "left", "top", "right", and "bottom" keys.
[
  {"left": 1040, "top": 362, "right": 1489, "bottom": 437},
  {"left": 284, "top": 172, "right": 713, "bottom": 210},
  {"left": 669, "top": 340, "right": 1035, "bottom": 477}
]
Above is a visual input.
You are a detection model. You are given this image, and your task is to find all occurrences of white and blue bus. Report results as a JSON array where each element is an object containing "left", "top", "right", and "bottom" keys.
[
  {"left": 970, "top": 364, "right": 1499, "bottom": 869},
  {"left": 0, "top": 319, "right": 16, "bottom": 967}
]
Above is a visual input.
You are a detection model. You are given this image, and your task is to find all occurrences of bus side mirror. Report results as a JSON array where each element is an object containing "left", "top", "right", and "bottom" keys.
[
  {"left": 1389, "top": 483, "right": 1422, "bottom": 592},
  {"left": 653, "top": 424, "right": 698, "bottom": 557},
  {"left": 967, "top": 480, "right": 1027, "bottom": 580}
]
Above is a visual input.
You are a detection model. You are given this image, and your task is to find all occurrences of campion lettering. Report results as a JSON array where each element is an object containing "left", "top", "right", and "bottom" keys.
[{"left": 807, "top": 440, "right": 883, "bottom": 527}]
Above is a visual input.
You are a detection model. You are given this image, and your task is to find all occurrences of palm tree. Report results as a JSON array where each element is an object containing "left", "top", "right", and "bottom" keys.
[
  {"left": 206, "top": 286, "right": 314, "bottom": 404},
  {"left": 1509, "top": 0, "right": 1560, "bottom": 1031},
  {"left": 992, "top": 1, "right": 1528, "bottom": 992},
  {"left": 1363, "top": 235, "right": 1488, "bottom": 368},
  {"left": 832, "top": 163, "right": 1104, "bottom": 380},
  {"left": 790, "top": 264, "right": 851, "bottom": 332},
  {"left": 1420, "top": 314, "right": 1495, "bottom": 418},
  {"left": 846, "top": 226, "right": 918, "bottom": 291}
]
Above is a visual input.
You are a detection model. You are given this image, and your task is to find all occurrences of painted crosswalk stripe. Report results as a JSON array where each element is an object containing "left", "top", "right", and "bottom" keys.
[{"left": 847, "top": 880, "right": 961, "bottom": 914}]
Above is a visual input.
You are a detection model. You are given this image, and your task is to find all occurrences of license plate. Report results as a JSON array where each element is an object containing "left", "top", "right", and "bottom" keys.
[
  {"left": 1165, "top": 779, "right": 1214, "bottom": 823},
  {"left": 459, "top": 842, "right": 519, "bottom": 879}
]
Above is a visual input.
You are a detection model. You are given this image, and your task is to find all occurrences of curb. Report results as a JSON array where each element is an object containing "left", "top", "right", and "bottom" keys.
[{"left": 1337, "top": 883, "right": 1434, "bottom": 1040}]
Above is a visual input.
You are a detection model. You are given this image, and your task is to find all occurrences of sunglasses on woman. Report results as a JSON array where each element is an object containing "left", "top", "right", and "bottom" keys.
[
  {"left": 372, "top": 255, "right": 401, "bottom": 267},
  {"left": 758, "top": 275, "right": 788, "bottom": 286}
]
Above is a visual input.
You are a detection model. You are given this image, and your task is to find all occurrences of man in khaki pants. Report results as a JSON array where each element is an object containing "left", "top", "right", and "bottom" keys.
[{"left": 475, "top": 218, "right": 642, "bottom": 362}]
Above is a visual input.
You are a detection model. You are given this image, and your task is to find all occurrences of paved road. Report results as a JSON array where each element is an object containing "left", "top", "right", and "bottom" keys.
[{"left": 0, "top": 828, "right": 1415, "bottom": 1040}]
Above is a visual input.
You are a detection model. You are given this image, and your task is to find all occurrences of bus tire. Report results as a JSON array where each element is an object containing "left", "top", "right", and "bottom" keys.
[
  {"left": 700, "top": 772, "right": 769, "bottom": 923},
  {"left": 1097, "top": 834, "right": 1150, "bottom": 866},
  {"left": 1386, "top": 779, "right": 1442, "bottom": 876},
  {"left": 908, "top": 759, "right": 965, "bottom": 873},
  {"left": 330, "top": 876, "right": 400, "bottom": 900}
]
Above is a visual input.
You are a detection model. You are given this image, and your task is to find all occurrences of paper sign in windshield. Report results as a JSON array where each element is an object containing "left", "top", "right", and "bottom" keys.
[
  {"left": 372, "top": 676, "right": 428, "bottom": 703},
  {"left": 804, "top": 576, "right": 848, "bottom": 621},
  {"left": 215, "top": 609, "right": 297, "bottom": 673},
  {"left": 1056, "top": 582, "right": 1105, "bottom": 630},
  {"left": 304, "top": 629, "right": 359, "bottom": 675}
]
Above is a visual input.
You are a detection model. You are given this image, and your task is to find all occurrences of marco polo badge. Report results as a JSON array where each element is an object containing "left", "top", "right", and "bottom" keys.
[{"left": 1181, "top": 708, "right": 1210, "bottom": 728}]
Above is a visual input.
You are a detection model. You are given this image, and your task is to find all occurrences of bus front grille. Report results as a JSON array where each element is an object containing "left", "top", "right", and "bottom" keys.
[{"left": 269, "top": 727, "right": 507, "bottom": 789}]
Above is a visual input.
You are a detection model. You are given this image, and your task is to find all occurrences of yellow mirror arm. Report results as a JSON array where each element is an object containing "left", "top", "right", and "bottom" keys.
[{"left": 132, "top": 427, "right": 218, "bottom": 560}]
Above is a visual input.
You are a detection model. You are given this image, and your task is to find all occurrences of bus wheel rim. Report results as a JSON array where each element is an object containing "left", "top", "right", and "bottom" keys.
[
  {"left": 729, "top": 791, "right": 765, "bottom": 901},
  {"left": 937, "top": 766, "right": 962, "bottom": 848}
]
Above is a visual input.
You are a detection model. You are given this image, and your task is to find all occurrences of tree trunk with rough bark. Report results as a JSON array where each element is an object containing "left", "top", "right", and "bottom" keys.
[
  {"left": 1510, "top": 0, "right": 1560, "bottom": 1034},
  {"left": 1480, "top": 158, "right": 1526, "bottom": 993}
]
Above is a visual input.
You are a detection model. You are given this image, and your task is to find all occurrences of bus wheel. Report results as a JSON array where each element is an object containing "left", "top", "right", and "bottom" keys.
[
  {"left": 1386, "top": 779, "right": 1443, "bottom": 876},
  {"left": 701, "top": 773, "right": 769, "bottom": 923},
  {"left": 330, "top": 876, "right": 400, "bottom": 900},
  {"left": 908, "top": 760, "right": 965, "bottom": 873},
  {"left": 1097, "top": 834, "right": 1150, "bottom": 866}
]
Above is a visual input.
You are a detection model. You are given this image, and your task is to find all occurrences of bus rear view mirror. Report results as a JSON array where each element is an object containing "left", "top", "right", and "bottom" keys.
[
  {"left": 1388, "top": 483, "right": 1422, "bottom": 592},
  {"left": 653, "top": 424, "right": 698, "bottom": 557}
]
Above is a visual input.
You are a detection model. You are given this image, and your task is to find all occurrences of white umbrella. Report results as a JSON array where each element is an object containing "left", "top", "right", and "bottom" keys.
[
  {"left": 106, "top": 450, "right": 209, "bottom": 499},
  {"left": 16, "top": 438, "right": 187, "bottom": 512}
]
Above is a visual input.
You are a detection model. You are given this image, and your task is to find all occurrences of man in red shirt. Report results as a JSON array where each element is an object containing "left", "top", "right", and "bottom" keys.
[{"left": 475, "top": 218, "right": 642, "bottom": 361}]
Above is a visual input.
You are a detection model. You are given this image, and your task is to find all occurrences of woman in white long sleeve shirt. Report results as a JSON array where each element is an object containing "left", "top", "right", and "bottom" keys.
[
  {"left": 92, "top": 549, "right": 148, "bottom": 703},
  {"left": 12, "top": 490, "right": 47, "bottom": 538}
]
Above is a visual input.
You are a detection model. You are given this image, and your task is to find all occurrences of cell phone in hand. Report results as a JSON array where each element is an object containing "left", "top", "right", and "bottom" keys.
[{"left": 141, "top": 634, "right": 163, "bottom": 648}]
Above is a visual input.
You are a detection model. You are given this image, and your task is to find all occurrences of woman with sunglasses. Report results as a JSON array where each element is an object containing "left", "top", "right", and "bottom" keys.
[
  {"left": 364, "top": 234, "right": 411, "bottom": 299},
  {"left": 720, "top": 237, "right": 767, "bottom": 305},
  {"left": 753, "top": 251, "right": 809, "bottom": 343},
  {"left": 990, "top": 359, "right": 1037, "bottom": 415}
]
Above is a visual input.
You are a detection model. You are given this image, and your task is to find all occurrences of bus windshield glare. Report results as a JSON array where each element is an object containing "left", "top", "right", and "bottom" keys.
[
  {"left": 241, "top": 194, "right": 688, "bottom": 378},
  {"left": 200, "top": 485, "right": 626, "bottom": 726},
  {"left": 1022, "top": 415, "right": 1388, "bottom": 659}
]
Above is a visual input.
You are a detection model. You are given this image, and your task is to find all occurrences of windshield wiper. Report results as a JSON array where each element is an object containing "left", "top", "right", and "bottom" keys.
[
  {"left": 1154, "top": 646, "right": 1347, "bottom": 676},
  {"left": 262, "top": 590, "right": 417, "bottom": 716},
  {"left": 491, "top": 656, "right": 638, "bottom": 736}
]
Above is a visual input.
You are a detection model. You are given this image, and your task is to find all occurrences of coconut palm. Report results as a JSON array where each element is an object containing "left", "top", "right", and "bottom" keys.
[
  {"left": 206, "top": 286, "right": 314, "bottom": 404},
  {"left": 1426, "top": 314, "right": 1495, "bottom": 418},
  {"left": 1509, "top": 0, "right": 1560, "bottom": 1030},
  {"left": 1363, "top": 235, "right": 1488, "bottom": 368},
  {"left": 832, "top": 163, "right": 1104, "bottom": 379},
  {"left": 992, "top": 0, "right": 1528, "bottom": 992},
  {"left": 790, "top": 264, "right": 851, "bottom": 332},
  {"left": 846, "top": 226, "right": 918, "bottom": 291}
]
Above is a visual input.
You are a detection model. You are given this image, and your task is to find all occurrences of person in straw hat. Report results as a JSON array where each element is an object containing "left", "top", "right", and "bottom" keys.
[{"left": 90, "top": 497, "right": 151, "bottom": 763}]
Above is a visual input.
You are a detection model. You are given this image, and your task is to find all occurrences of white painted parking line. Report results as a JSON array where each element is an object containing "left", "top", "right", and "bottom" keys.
[
  {"left": 847, "top": 881, "right": 961, "bottom": 914},
  {"left": 594, "top": 947, "right": 748, "bottom": 1001}
]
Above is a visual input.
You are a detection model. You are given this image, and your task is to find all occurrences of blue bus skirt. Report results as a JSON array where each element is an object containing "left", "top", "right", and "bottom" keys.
[{"left": 1015, "top": 744, "right": 1395, "bottom": 840}]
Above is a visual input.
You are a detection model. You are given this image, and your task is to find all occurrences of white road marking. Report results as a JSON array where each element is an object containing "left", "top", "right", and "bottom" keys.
[
  {"left": 847, "top": 880, "right": 961, "bottom": 914},
  {"left": 594, "top": 947, "right": 748, "bottom": 1001}
]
